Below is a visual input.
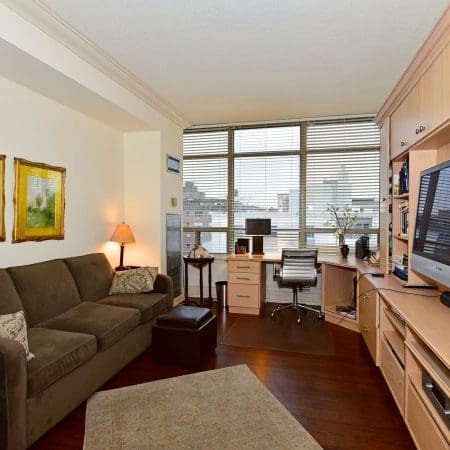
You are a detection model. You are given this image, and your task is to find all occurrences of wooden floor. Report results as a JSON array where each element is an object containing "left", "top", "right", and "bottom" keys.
[{"left": 31, "top": 305, "right": 415, "bottom": 450}]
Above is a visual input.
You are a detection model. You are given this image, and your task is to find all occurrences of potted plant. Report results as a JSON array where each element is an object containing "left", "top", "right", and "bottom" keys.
[{"left": 324, "top": 204, "right": 358, "bottom": 258}]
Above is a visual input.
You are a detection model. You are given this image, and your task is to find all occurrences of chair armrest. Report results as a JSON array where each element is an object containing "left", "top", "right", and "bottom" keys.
[
  {"left": 153, "top": 274, "right": 174, "bottom": 300},
  {"left": 0, "top": 336, "right": 27, "bottom": 450}
]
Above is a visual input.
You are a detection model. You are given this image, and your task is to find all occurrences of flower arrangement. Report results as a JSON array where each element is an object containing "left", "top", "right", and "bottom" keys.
[{"left": 324, "top": 204, "right": 358, "bottom": 246}]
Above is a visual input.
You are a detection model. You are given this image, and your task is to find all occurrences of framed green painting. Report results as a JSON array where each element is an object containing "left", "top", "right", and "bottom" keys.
[
  {"left": 0, "top": 155, "right": 5, "bottom": 241},
  {"left": 13, "top": 158, "right": 66, "bottom": 243}
]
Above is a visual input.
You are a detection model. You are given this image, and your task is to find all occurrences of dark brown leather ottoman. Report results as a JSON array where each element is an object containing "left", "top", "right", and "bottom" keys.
[{"left": 152, "top": 305, "right": 217, "bottom": 367}]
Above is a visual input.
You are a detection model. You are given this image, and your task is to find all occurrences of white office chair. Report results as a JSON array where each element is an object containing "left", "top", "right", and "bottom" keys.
[{"left": 271, "top": 248, "right": 324, "bottom": 325}]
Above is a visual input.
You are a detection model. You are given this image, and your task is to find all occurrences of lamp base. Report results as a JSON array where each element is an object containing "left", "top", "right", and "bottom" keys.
[
  {"left": 251, "top": 236, "right": 264, "bottom": 255},
  {"left": 115, "top": 265, "right": 140, "bottom": 272}
]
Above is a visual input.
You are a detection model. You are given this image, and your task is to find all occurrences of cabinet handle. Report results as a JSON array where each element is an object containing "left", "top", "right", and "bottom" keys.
[
  {"left": 237, "top": 266, "right": 250, "bottom": 269},
  {"left": 362, "top": 294, "right": 367, "bottom": 300},
  {"left": 237, "top": 295, "right": 250, "bottom": 298},
  {"left": 236, "top": 277, "right": 250, "bottom": 280},
  {"left": 415, "top": 128, "right": 420, "bottom": 134},
  {"left": 419, "top": 125, "right": 425, "bottom": 133},
  {"left": 400, "top": 141, "right": 407, "bottom": 147}
]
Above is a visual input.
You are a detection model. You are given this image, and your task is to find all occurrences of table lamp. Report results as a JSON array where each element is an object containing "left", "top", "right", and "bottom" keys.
[
  {"left": 245, "top": 218, "right": 271, "bottom": 255},
  {"left": 111, "top": 222, "right": 135, "bottom": 269}
]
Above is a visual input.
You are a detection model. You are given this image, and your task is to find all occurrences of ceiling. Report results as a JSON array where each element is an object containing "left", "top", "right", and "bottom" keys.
[{"left": 39, "top": 0, "right": 448, "bottom": 126}]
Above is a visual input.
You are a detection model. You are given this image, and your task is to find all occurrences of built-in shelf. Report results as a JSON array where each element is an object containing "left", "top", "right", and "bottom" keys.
[{"left": 395, "top": 235, "right": 409, "bottom": 242}]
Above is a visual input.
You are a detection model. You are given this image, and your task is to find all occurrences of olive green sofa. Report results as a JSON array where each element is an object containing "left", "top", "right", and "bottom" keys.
[{"left": 0, "top": 253, "right": 173, "bottom": 449}]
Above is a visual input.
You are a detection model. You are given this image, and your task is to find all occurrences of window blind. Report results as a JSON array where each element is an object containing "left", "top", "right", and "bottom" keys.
[
  {"left": 183, "top": 131, "right": 229, "bottom": 252},
  {"left": 306, "top": 120, "right": 380, "bottom": 253}
]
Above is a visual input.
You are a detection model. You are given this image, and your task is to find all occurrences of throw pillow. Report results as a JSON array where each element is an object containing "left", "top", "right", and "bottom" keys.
[
  {"left": 0, "top": 311, "right": 35, "bottom": 361},
  {"left": 109, "top": 266, "right": 158, "bottom": 295}
]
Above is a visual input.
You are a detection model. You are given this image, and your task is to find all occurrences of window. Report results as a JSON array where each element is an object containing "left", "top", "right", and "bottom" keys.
[
  {"left": 183, "top": 131, "right": 228, "bottom": 252},
  {"left": 306, "top": 121, "right": 380, "bottom": 253},
  {"left": 183, "top": 118, "right": 380, "bottom": 254}
]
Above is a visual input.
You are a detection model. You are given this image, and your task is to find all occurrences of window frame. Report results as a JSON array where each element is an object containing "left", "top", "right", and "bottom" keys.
[{"left": 183, "top": 118, "right": 380, "bottom": 254}]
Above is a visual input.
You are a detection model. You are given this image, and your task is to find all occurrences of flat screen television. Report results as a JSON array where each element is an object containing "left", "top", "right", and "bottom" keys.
[{"left": 411, "top": 159, "right": 450, "bottom": 288}]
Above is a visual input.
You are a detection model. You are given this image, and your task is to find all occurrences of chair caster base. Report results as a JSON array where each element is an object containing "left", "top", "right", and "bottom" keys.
[
  {"left": 296, "top": 316, "right": 301, "bottom": 325},
  {"left": 270, "top": 312, "right": 275, "bottom": 320}
]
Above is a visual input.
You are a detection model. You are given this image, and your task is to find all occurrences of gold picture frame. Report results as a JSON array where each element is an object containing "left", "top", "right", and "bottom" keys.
[
  {"left": 13, "top": 158, "right": 66, "bottom": 243},
  {"left": 0, "top": 155, "right": 5, "bottom": 241}
]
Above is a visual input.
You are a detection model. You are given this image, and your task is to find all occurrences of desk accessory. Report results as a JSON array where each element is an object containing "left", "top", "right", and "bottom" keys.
[
  {"left": 440, "top": 291, "right": 450, "bottom": 307},
  {"left": 245, "top": 218, "right": 271, "bottom": 255}
]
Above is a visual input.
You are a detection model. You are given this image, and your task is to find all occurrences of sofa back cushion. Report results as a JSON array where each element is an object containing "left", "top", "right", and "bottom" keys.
[
  {"left": 64, "top": 253, "right": 113, "bottom": 301},
  {"left": 7, "top": 260, "right": 81, "bottom": 326},
  {"left": 0, "top": 269, "right": 24, "bottom": 315}
]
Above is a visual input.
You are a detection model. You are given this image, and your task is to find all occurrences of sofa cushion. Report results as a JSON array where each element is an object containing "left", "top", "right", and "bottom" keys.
[
  {"left": 98, "top": 292, "right": 171, "bottom": 324},
  {"left": 7, "top": 260, "right": 81, "bottom": 326},
  {"left": 38, "top": 302, "right": 140, "bottom": 351},
  {"left": 27, "top": 328, "right": 97, "bottom": 398},
  {"left": 0, "top": 311, "right": 34, "bottom": 361},
  {"left": 109, "top": 267, "right": 158, "bottom": 295},
  {"left": 0, "top": 269, "right": 24, "bottom": 315},
  {"left": 64, "top": 253, "right": 114, "bottom": 301}
]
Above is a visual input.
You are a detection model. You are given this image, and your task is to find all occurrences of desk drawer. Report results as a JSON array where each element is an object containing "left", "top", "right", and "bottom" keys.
[
  {"left": 228, "top": 272, "right": 260, "bottom": 285},
  {"left": 406, "top": 381, "right": 448, "bottom": 450},
  {"left": 380, "top": 336, "right": 405, "bottom": 414},
  {"left": 228, "top": 260, "right": 261, "bottom": 274},
  {"left": 228, "top": 284, "right": 259, "bottom": 308}
]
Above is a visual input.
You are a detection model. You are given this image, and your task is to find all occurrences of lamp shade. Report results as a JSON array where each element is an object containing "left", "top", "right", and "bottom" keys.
[
  {"left": 110, "top": 222, "right": 135, "bottom": 244},
  {"left": 245, "top": 218, "right": 271, "bottom": 236}
]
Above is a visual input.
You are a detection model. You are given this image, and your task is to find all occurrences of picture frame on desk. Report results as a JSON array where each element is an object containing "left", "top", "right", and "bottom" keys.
[{"left": 235, "top": 238, "right": 249, "bottom": 254}]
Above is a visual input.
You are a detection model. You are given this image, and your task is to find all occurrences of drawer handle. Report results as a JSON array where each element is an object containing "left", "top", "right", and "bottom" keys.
[
  {"left": 415, "top": 128, "right": 420, "bottom": 135},
  {"left": 400, "top": 141, "right": 407, "bottom": 147},
  {"left": 236, "top": 266, "right": 250, "bottom": 269},
  {"left": 237, "top": 295, "right": 250, "bottom": 298},
  {"left": 236, "top": 277, "right": 250, "bottom": 280},
  {"left": 418, "top": 125, "right": 425, "bottom": 133},
  {"left": 362, "top": 294, "right": 367, "bottom": 300}
]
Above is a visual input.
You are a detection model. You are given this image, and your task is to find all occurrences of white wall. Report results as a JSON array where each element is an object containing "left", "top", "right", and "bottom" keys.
[
  {"left": 0, "top": 76, "right": 124, "bottom": 268},
  {"left": 123, "top": 121, "right": 183, "bottom": 272}
]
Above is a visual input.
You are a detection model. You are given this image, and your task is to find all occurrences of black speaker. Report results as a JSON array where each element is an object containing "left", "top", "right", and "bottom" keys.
[
  {"left": 355, "top": 235, "right": 370, "bottom": 260},
  {"left": 441, "top": 291, "right": 450, "bottom": 308}
]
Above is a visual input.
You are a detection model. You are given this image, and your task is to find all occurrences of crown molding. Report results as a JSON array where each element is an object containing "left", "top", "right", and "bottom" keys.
[
  {"left": 0, "top": 0, "right": 192, "bottom": 129},
  {"left": 375, "top": 6, "right": 449, "bottom": 125}
]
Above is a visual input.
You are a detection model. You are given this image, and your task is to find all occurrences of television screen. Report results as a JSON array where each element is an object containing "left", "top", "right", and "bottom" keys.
[{"left": 411, "top": 160, "right": 450, "bottom": 287}]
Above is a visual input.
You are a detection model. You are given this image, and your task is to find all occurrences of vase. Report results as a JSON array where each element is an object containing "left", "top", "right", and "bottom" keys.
[{"left": 340, "top": 244, "right": 349, "bottom": 258}]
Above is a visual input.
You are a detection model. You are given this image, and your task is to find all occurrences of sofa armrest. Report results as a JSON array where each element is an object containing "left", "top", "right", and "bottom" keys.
[
  {"left": 153, "top": 274, "right": 174, "bottom": 301},
  {"left": 0, "top": 337, "right": 27, "bottom": 450}
]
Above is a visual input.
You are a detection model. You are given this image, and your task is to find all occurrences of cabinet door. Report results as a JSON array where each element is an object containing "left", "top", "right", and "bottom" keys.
[
  {"left": 390, "top": 100, "right": 408, "bottom": 159},
  {"left": 446, "top": 43, "right": 450, "bottom": 119},
  {"left": 423, "top": 49, "right": 446, "bottom": 134},
  {"left": 358, "top": 276, "right": 379, "bottom": 364},
  {"left": 404, "top": 78, "right": 423, "bottom": 148}
]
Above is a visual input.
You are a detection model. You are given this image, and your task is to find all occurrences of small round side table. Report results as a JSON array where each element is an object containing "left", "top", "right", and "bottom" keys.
[{"left": 183, "top": 256, "right": 215, "bottom": 307}]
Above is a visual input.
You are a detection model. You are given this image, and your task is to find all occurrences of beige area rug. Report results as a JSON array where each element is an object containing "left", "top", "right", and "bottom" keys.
[{"left": 83, "top": 365, "right": 322, "bottom": 450}]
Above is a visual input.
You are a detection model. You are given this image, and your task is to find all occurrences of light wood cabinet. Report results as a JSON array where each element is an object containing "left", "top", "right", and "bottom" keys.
[
  {"left": 390, "top": 99, "right": 409, "bottom": 159},
  {"left": 446, "top": 43, "right": 450, "bottom": 118},
  {"left": 390, "top": 45, "right": 449, "bottom": 159},
  {"left": 227, "top": 259, "right": 263, "bottom": 315},
  {"left": 358, "top": 276, "right": 379, "bottom": 364},
  {"left": 423, "top": 49, "right": 447, "bottom": 134}
]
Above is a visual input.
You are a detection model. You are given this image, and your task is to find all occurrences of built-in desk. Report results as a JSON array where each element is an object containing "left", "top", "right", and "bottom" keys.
[{"left": 227, "top": 253, "right": 450, "bottom": 448}]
